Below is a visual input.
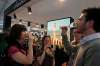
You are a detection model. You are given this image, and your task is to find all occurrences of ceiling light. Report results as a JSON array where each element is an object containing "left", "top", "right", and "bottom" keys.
[
  {"left": 36, "top": 24, "right": 40, "bottom": 28},
  {"left": 27, "top": 7, "right": 32, "bottom": 15},
  {"left": 28, "top": 21, "right": 31, "bottom": 26},
  {"left": 19, "top": 22, "right": 22, "bottom": 24},
  {"left": 19, "top": 19, "right": 22, "bottom": 24},
  {"left": 59, "top": 0, "right": 65, "bottom": 2},
  {"left": 28, "top": 12, "right": 32, "bottom": 15},
  {"left": 13, "top": 13, "right": 17, "bottom": 19}
]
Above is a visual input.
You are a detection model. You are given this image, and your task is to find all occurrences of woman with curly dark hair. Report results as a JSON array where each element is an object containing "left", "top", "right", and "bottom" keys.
[
  {"left": 38, "top": 35, "right": 54, "bottom": 66},
  {"left": 5, "top": 24, "right": 34, "bottom": 66}
]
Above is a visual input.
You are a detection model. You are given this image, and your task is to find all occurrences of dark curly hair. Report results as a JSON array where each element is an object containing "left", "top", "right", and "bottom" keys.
[
  {"left": 10, "top": 24, "right": 26, "bottom": 41},
  {"left": 7, "top": 24, "right": 27, "bottom": 47}
]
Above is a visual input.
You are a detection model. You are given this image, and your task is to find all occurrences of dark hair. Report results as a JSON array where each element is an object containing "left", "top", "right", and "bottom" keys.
[
  {"left": 8, "top": 24, "right": 27, "bottom": 43},
  {"left": 5, "top": 24, "right": 27, "bottom": 56},
  {"left": 82, "top": 7, "right": 100, "bottom": 32},
  {"left": 42, "top": 35, "right": 50, "bottom": 43},
  {"left": 41, "top": 35, "right": 50, "bottom": 50}
]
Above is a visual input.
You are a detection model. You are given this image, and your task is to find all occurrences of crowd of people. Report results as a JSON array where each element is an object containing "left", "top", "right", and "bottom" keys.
[{"left": 0, "top": 7, "right": 100, "bottom": 66}]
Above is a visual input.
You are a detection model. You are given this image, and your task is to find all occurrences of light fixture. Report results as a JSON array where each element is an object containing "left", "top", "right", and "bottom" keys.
[
  {"left": 19, "top": 19, "right": 22, "bottom": 24},
  {"left": 36, "top": 24, "right": 40, "bottom": 28},
  {"left": 13, "top": 13, "right": 17, "bottom": 19},
  {"left": 27, "top": 6, "right": 32, "bottom": 15},
  {"left": 28, "top": 21, "right": 31, "bottom": 26},
  {"left": 59, "top": 0, "right": 65, "bottom": 2},
  {"left": 41, "top": 24, "right": 44, "bottom": 28}
]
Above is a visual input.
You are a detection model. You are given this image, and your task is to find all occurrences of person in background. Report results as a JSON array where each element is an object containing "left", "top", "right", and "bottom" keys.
[
  {"left": 73, "top": 7, "right": 100, "bottom": 66},
  {"left": 61, "top": 26, "right": 70, "bottom": 49},
  {"left": 53, "top": 26, "right": 70, "bottom": 66},
  {"left": 37, "top": 35, "right": 54, "bottom": 66},
  {"left": 6, "top": 24, "right": 34, "bottom": 66},
  {"left": 71, "top": 29, "right": 83, "bottom": 47},
  {"left": 68, "top": 29, "right": 83, "bottom": 66},
  {"left": 55, "top": 45, "right": 69, "bottom": 66}
]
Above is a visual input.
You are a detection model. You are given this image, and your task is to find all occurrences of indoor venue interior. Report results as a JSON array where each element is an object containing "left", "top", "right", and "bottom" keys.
[{"left": 0, "top": 0, "right": 100, "bottom": 66}]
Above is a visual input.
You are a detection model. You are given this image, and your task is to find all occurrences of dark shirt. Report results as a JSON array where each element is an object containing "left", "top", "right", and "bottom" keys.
[{"left": 41, "top": 52, "right": 53, "bottom": 66}]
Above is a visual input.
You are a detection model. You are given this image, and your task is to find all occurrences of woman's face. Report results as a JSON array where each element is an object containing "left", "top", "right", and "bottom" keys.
[
  {"left": 20, "top": 31, "right": 28, "bottom": 41},
  {"left": 44, "top": 37, "right": 51, "bottom": 45}
]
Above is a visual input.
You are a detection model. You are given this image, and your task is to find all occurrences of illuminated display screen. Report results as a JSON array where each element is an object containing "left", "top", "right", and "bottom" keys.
[
  {"left": 47, "top": 18, "right": 71, "bottom": 41},
  {"left": 47, "top": 18, "right": 70, "bottom": 32}
]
